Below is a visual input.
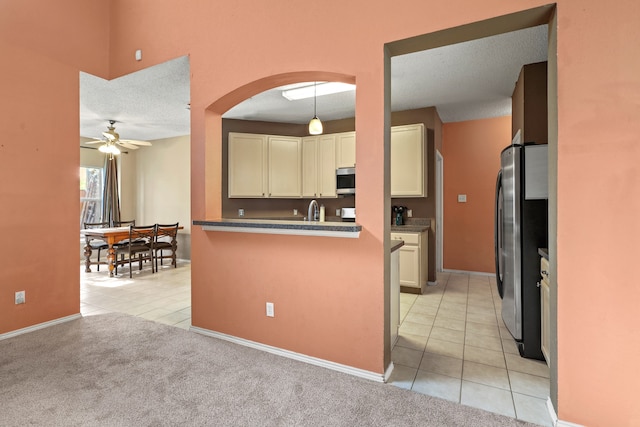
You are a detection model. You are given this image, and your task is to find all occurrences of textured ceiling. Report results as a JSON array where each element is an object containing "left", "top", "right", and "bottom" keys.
[{"left": 80, "top": 25, "right": 547, "bottom": 142}]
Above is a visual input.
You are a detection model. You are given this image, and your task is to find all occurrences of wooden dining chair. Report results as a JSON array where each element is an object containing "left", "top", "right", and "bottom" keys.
[
  {"left": 83, "top": 221, "right": 110, "bottom": 271},
  {"left": 114, "top": 225, "right": 155, "bottom": 277},
  {"left": 154, "top": 223, "right": 179, "bottom": 271}
]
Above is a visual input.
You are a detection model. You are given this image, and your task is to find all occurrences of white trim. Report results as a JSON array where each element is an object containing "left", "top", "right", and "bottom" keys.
[
  {"left": 547, "top": 398, "right": 584, "bottom": 427},
  {"left": 436, "top": 149, "right": 443, "bottom": 272},
  {"left": 442, "top": 268, "right": 493, "bottom": 277},
  {"left": 383, "top": 361, "right": 395, "bottom": 383},
  {"left": 191, "top": 326, "right": 387, "bottom": 383},
  {"left": 201, "top": 225, "right": 360, "bottom": 238},
  {"left": 0, "top": 313, "right": 82, "bottom": 341},
  {"left": 427, "top": 280, "right": 438, "bottom": 286}
]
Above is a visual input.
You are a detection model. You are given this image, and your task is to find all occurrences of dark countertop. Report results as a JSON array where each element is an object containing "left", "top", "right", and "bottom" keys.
[
  {"left": 391, "top": 240, "right": 405, "bottom": 253},
  {"left": 391, "top": 225, "right": 429, "bottom": 233},
  {"left": 390, "top": 218, "right": 431, "bottom": 233},
  {"left": 193, "top": 218, "right": 361, "bottom": 238},
  {"left": 538, "top": 248, "right": 549, "bottom": 260}
]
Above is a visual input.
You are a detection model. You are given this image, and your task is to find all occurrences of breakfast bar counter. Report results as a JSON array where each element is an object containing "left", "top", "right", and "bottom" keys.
[{"left": 193, "top": 218, "right": 361, "bottom": 238}]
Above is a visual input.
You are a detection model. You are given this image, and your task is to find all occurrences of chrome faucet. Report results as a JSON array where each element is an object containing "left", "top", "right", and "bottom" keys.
[{"left": 307, "top": 199, "right": 319, "bottom": 222}]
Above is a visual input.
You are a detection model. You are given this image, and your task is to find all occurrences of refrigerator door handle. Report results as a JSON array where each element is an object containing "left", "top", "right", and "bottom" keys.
[{"left": 495, "top": 169, "right": 504, "bottom": 298}]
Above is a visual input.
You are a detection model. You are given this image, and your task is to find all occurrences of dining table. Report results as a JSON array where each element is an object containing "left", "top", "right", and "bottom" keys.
[{"left": 81, "top": 226, "right": 182, "bottom": 277}]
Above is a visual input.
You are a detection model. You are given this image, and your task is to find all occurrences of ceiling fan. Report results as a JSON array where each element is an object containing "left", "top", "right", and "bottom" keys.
[{"left": 87, "top": 120, "right": 152, "bottom": 154}]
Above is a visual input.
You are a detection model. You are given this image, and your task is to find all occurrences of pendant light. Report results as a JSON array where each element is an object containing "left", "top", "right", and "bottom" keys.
[{"left": 308, "top": 82, "right": 323, "bottom": 135}]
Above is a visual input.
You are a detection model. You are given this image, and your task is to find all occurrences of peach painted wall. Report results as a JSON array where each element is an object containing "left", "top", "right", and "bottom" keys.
[
  {"left": 0, "top": 1, "right": 110, "bottom": 333},
  {"left": 442, "top": 116, "right": 511, "bottom": 273},
  {"left": 3, "top": 1, "right": 640, "bottom": 425}
]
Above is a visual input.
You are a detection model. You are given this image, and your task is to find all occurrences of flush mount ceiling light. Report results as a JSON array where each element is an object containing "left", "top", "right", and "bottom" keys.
[
  {"left": 282, "top": 82, "right": 355, "bottom": 101},
  {"left": 308, "top": 82, "right": 323, "bottom": 135}
]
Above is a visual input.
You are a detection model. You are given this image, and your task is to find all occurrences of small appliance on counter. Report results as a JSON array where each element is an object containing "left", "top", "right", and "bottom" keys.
[
  {"left": 392, "top": 206, "right": 406, "bottom": 226},
  {"left": 341, "top": 207, "right": 356, "bottom": 222}
]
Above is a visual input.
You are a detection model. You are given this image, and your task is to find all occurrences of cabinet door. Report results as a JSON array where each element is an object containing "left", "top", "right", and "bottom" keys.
[
  {"left": 336, "top": 131, "right": 356, "bottom": 168},
  {"left": 398, "top": 245, "right": 420, "bottom": 288},
  {"left": 268, "top": 136, "right": 302, "bottom": 197},
  {"left": 541, "top": 278, "right": 550, "bottom": 363},
  {"left": 317, "top": 135, "right": 336, "bottom": 198},
  {"left": 228, "top": 133, "right": 267, "bottom": 198},
  {"left": 302, "top": 137, "right": 318, "bottom": 197},
  {"left": 391, "top": 124, "right": 425, "bottom": 197}
]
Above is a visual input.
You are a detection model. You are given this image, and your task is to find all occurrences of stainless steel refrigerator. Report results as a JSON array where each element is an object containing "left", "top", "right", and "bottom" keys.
[{"left": 495, "top": 143, "right": 548, "bottom": 360}]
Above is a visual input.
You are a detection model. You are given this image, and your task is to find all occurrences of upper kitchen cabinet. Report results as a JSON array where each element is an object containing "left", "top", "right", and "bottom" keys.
[
  {"left": 303, "top": 135, "right": 337, "bottom": 198},
  {"left": 228, "top": 132, "right": 302, "bottom": 198},
  {"left": 268, "top": 136, "right": 302, "bottom": 197},
  {"left": 391, "top": 123, "right": 425, "bottom": 197},
  {"left": 228, "top": 132, "right": 268, "bottom": 198},
  {"left": 335, "top": 131, "right": 356, "bottom": 168},
  {"left": 512, "top": 61, "right": 548, "bottom": 145}
]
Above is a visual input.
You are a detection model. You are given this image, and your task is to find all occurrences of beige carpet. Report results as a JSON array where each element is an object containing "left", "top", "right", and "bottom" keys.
[{"left": 0, "top": 313, "right": 537, "bottom": 426}]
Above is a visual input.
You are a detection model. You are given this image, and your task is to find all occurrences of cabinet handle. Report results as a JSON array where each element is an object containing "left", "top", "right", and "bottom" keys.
[{"left": 541, "top": 270, "right": 548, "bottom": 275}]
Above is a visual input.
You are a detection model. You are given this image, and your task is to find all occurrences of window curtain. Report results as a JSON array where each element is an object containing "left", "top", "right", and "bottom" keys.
[{"left": 101, "top": 155, "right": 121, "bottom": 227}]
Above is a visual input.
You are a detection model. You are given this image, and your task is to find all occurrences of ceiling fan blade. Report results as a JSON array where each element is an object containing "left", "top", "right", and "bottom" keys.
[
  {"left": 85, "top": 139, "right": 105, "bottom": 144},
  {"left": 102, "top": 131, "right": 117, "bottom": 141},
  {"left": 116, "top": 141, "right": 140, "bottom": 149},
  {"left": 120, "top": 139, "right": 152, "bottom": 146}
]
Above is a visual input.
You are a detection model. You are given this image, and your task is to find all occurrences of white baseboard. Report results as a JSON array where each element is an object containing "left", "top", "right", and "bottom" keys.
[
  {"left": 547, "top": 397, "right": 584, "bottom": 427},
  {"left": 191, "top": 326, "right": 388, "bottom": 383},
  {"left": 427, "top": 280, "right": 438, "bottom": 286},
  {"left": 0, "top": 313, "right": 82, "bottom": 341}
]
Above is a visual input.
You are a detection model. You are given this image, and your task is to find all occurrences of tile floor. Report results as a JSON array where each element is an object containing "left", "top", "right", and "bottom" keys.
[
  {"left": 80, "top": 263, "right": 552, "bottom": 426},
  {"left": 80, "top": 260, "right": 192, "bottom": 329},
  {"left": 388, "top": 271, "right": 553, "bottom": 426}
]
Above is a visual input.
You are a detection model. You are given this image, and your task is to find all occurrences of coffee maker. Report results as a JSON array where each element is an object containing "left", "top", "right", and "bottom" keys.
[{"left": 392, "top": 206, "right": 406, "bottom": 226}]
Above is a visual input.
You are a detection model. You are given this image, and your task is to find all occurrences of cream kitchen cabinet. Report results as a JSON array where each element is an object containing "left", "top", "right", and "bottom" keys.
[
  {"left": 302, "top": 135, "right": 337, "bottom": 198},
  {"left": 228, "top": 132, "right": 302, "bottom": 198},
  {"left": 335, "top": 131, "right": 356, "bottom": 168},
  {"left": 268, "top": 135, "right": 302, "bottom": 197},
  {"left": 540, "top": 256, "right": 550, "bottom": 364},
  {"left": 391, "top": 231, "right": 428, "bottom": 293},
  {"left": 391, "top": 124, "right": 425, "bottom": 197},
  {"left": 228, "top": 132, "right": 268, "bottom": 198}
]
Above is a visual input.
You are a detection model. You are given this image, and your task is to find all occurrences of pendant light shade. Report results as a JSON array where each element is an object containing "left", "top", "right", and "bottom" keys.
[{"left": 308, "top": 82, "right": 323, "bottom": 135}]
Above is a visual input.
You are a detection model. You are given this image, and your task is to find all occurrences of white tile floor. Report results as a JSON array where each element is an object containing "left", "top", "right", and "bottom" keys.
[
  {"left": 80, "top": 263, "right": 552, "bottom": 426},
  {"left": 388, "top": 271, "right": 553, "bottom": 426},
  {"left": 80, "top": 260, "right": 192, "bottom": 330}
]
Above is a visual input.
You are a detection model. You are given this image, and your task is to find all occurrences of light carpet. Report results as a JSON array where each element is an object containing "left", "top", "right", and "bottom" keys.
[{"left": 0, "top": 313, "right": 537, "bottom": 426}]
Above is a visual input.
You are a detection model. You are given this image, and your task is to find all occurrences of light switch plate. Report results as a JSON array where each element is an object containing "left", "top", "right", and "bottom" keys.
[{"left": 457, "top": 194, "right": 467, "bottom": 203}]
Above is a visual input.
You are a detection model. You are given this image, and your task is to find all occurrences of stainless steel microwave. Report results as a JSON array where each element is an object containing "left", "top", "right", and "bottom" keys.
[{"left": 336, "top": 167, "right": 355, "bottom": 195}]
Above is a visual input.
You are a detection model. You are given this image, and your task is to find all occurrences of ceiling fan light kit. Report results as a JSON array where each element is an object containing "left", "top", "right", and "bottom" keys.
[{"left": 87, "top": 120, "right": 153, "bottom": 153}]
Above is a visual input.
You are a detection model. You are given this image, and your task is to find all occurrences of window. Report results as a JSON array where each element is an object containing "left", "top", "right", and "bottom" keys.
[{"left": 80, "top": 166, "right": 103, "bottom": 227}]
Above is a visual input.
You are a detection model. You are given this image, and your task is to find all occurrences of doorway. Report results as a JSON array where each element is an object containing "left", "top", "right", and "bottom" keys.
[{"left": 385, "top": 4, "right": 558, "bottom": 423}]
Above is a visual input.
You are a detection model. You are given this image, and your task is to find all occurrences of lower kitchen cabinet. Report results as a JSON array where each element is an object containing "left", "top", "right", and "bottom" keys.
[
  {"left": 391, "top": 231, "right": 427, "bottom": 293},
  {"left": 390, "top": 247, "right": 400, "bottom": 347},
  {"left": 540, "top": 256, "right": 550, "bottom": 363}
]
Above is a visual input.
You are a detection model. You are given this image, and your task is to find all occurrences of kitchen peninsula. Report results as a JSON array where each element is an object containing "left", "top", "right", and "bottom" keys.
[{"left": 193, "top": 218, "right": 361, "bottom": 238}]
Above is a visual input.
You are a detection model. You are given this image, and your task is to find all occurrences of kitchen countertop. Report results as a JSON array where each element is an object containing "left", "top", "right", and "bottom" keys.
[
  {"left": 391, "top": 240, "right": 405, "bottom": 253},
  {"left": 193, "top": 218, "right": 361, "bottom": 238},
  {"left": 391, "top": 225, "right": 429, "bottom": 233},
  {"left": 390, "top": 218, "right": 431, "bottom": 233},
  {"left": 538, "top": 248, "right": 549, "bottom": 260}
]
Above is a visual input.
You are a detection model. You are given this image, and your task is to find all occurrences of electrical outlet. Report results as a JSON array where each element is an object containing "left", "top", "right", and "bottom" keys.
[
  {"left": 336, "top": 209, "right": 341, "bottom": 217},
  {"left": 266, "top": 302, "right": 274, "bottom": 317},
  {"left": 407, "top": 209, "right": 413, "bottom": 218},
  {"left": 293, "top": 209, "right": 298, "bottom": 216},
  {"left": 15, "top": 291, "right": 25, "bottom": 305},
  {"left": 238, "top": 208, "right": 245, "bottom": 217}
]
